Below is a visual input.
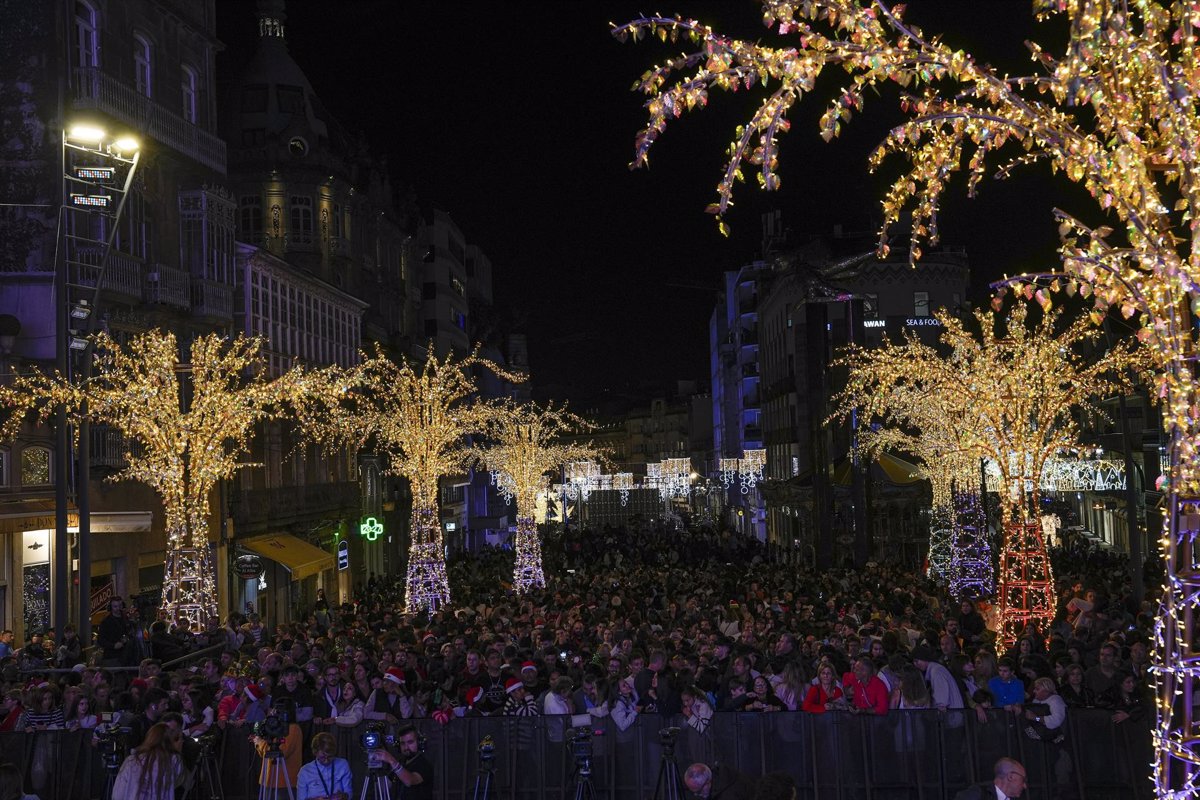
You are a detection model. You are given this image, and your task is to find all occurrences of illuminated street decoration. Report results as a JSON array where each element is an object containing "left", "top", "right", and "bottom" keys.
[
  {"left": 646, "top": 462, "right": 666, "bottom": 499},
  {"left": 719, "top": 457, "right": 740, "bottom": 490},
  {"left": 359, "top": 517, "right": 384, "bottom": 542},
  {"left": 611, "top": 472, "right": 634, "bottom": 506},
  {"left": 304, "top": 345, "right": 523, "bottom": 614},
  {"left": 474, "top": 404, "right": 600, "bottom": 593},
  {"left": 660, "top": 457, "right": 692, "bottom": 497},
  {"left": 834, "top": 303, "right": 1138, "bottom": 638},
  {"left": 614, "top": 3, "right": 1198, "bottom": 787},
  {"left": 739, "top": 449, "right": 765, "bottom": 494},
  {"left": 565, "top": 461, "right": 601, "bottom": 500},
  {"left": 951, "top": 487, "right": 992, "bottom": 599},
  {"left": 984, "top": 457, "right": 1126, "bottom": 493},
  {"left": 0, "top": 331, "right": 343, "bottom": 627}
]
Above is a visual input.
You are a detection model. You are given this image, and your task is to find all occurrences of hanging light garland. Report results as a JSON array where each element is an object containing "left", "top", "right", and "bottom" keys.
[
  {"left": 738, "top": 449, "right": 766, "bottom": 494},
  {"left": 0, "top": 330, "right": 346, "bottom": 627},
  {"left": 473, "top": 403, "right": 602, "bottom": 593},
  {"left": 611, "top": 472, "right": 634, "bottom": 506}
]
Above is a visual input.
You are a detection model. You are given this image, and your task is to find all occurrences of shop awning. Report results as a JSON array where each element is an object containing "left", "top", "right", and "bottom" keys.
[
  {"left": 241, "top": 533, "right": 334, "bottom": 581},
  {"left": 833, "top": 452, "right": 924, "bottom": 486}
]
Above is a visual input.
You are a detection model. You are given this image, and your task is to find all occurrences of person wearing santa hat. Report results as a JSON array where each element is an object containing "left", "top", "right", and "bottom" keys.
[
  {"left": 365, "top": 667, "right": 410, "bottom": 725},
  {"left": 502, "top": 677, "right": 538, "bottom": 717}
]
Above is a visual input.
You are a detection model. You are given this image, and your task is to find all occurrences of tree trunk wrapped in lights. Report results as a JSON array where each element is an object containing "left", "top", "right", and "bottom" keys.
[
  {"left": 832, "top": 303, "right": 1139, "bottom": 641},
  {"left": 474, "top": 402, "right": 603, "bottom": 593},
  {"left": 0, "top": 331, "right": 342, "bottom": 627},
  {"left": 303, "top": 345, "right": 523, "bottom": 614}
]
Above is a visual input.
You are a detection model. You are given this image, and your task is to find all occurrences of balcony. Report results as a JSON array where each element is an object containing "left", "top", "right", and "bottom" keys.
[
  {"left": 144, "top": 263, "right": 190, "bottom": 309},
  {"left": 190, "top": 278, "right": 233, "bottom": 323},
  {"left": 90, "top": 424, "right": 141, "bottom": 469},
  {"left": 72, "top": 67, "right": 226, "bottom": 174},
  {"left": 230, "top": 481, "right": 361, "bottom": 534},
  {"left": 71, "top": 246, "right": 143, "bottom": 304}
]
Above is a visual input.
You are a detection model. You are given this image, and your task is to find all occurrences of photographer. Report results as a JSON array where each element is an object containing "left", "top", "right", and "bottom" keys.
[
  {"left": 296, "top": 732, "right": 351, "bottom": 800},
  {"left": 98, "top": 597, "right": 134, "bottom": 668},
  {"left": 375, "top": 724, "right": 432, "bottom": 800}
]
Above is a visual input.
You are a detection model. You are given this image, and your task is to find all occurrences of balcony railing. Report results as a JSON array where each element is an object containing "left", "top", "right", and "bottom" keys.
[
  {"left": 72, "top": 67, "right": 226, "bottom": 174},
  {"left": 143, "top": 263, "right": 190, "bottom": 309},
  {"left": 90, "top": 424, "right": 141, "bottom": 469},
  {"left": 70, "top": 246, "right": 143, "bottom": 303},
  {"left": 190, "top": 277, "right": 233, "bottom": 322}
]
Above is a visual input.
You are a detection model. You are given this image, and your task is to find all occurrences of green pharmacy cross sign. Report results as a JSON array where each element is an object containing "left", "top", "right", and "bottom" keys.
[{"left": 359, "top": 516, "right": 384, "bottom": 542}]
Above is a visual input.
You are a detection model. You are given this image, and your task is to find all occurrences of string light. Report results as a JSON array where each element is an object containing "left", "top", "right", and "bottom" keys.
[
  {"left": 473, "top": 403, "right": 602, "bottom": 593},
  {"left": 303, "top": 344, "right": 524, "bottom": 614},
  {"left": 739, "top": 449, "right": 766, "bottom": 494},
  {"left": 0, "top": 331, "right": 344, "bottom": 627}
]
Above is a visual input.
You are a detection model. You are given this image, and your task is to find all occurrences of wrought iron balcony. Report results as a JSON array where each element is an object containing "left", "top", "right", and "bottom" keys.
[
  {"left": 72, "top": 67, "right": 226, "bottom": 174},
  {"left": 190, "top": 278, "right": 233, "bottom": 322},
  {"left": 71, "top": 246, "right": 143, "bottom": 304},
  {"left": 144, "top": 263, "right": 190, "bottom": 309}
]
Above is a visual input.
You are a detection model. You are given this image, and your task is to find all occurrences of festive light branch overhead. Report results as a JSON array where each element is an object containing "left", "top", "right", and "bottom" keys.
[
  {"left": 0, "top": 330, "right": 344, "bottom": 626},
  {"left": 305, "top": 344, "right": 525, "bottom": 613},
  {"left": 472, "top": 401, "right": 605, "bottom": 593}
]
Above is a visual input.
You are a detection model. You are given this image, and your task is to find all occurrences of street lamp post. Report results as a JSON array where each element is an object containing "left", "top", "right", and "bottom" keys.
[{"left": 56, "top": 124, "right": 140, "bottom": 644}]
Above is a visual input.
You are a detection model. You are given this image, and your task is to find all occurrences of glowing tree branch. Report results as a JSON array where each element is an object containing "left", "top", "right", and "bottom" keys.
[
  {"left": 473, "top": 402, "right": 603, "bottom": 593},
  {"left": 0, "top": 331, "right": 338, "bottom": 627},
  {"left": 308, "top": 345, "right": 524, "bottom": 613}
]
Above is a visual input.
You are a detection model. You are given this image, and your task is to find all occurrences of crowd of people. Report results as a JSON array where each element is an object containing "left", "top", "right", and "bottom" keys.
[{"left": 0, "top": 519, "right": 1157, "bottom": 798}]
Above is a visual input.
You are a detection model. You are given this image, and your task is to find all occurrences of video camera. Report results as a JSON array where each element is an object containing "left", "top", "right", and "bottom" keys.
[
  {"left": 478, "top": 734, "right": 496, "bottom": 764},
  {"left": 360, "top": 722, "right": 396, "bottom": 752},
  {"left": 253, "top": 699, "right": 294, "bottom": 745},
  {"left": 93, "top": 717, "right": 132, "bottom": 770}
]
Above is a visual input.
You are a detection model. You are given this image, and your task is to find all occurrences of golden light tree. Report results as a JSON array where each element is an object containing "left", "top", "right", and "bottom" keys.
[
  {"left": 309, "top": 345, "right": 523, "bottom": 613},
  {"left": 0, "top": 331, "right": 338, "bottom": 627},
  {"left": 833, "top": 302, "right": 1139, "bottom": 641},
  {"left": 615, "top": 4, "right": 1200, "bottom": 787},
  {"left": 473, "top": 401, "right": 603, "bottom": 593}
]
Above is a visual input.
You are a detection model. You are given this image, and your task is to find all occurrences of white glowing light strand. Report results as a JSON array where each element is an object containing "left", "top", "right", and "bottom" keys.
[
  {"left": 720, "top": 458, "right": 740, "bottom": 489},
  {"left": 646, "top": 462, "right": 667, "bottom": 500},
  {"left": 612, "top": 472, "right": 634, "bottom": 506},
  {"left": 739, "top": 449, "right": 766, "bottom": 494},
  {"left": 662, "top": 457, "right": 692, "bottom": 497}
]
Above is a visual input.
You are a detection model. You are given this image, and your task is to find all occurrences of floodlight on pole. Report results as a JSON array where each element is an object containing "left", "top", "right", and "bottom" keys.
[
  {"left": 110, "top": 136, "right": 139, "bottom": 153},
  {"left": 67, "top": 125, "right": 106, "bottom": 144}
]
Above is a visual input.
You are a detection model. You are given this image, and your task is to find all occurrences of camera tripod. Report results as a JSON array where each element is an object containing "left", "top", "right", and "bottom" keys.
[
  {"left": 258, "top": 746, "right": 295, "bottom": 800},
  {"left": 652, "top": 740, "right": 684, "bottom": 800},
  {"left": 359, "top": 766, "right": 394, "bottom": 800},
  {"left": 184, "top": 738, "right": 225, "bottom": 800},
  {"left": 565, "top": 755, "right": 596, "bottom": 800},
  {"left": 472, "top": 758, "right": 495, "bottom": 800}
]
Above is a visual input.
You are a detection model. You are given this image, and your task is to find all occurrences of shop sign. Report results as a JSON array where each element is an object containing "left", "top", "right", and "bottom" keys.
[
  {"left": 337, "top": 540, "right": 349, "bottom": 571},
  {"left": 234, "top": 554, "right": 264, "bottom": 579},
  {"left": 89, "top": 581, "right": 114, "bottom": 617}
]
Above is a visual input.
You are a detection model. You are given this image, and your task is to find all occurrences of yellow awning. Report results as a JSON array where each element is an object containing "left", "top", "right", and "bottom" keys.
[
  {"left": 833, "top": 452, "right": 924, "bottom": 486},
  {"left": 241, "top": 534, "right": 333, "bottom": 581}
]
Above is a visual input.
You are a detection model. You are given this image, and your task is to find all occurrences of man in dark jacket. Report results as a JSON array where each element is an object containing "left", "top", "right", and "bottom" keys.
[
  {"left": 683, "top": 762, "right": 757, "bottom": 799},
  {"left": 953, "top": 757, "right": 1027, "bottom": 799}
]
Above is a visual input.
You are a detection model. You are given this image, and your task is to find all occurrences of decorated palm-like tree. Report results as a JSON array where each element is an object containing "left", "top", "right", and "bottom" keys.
[
  {"left": 0, "top": 331, "right": 340, "bottom": 626},
  {"left": 473, "top": 401, "right": 604, "bottom": 593},
  {"left": 306, "top": 345, "right": 523, "bottom": 613}
]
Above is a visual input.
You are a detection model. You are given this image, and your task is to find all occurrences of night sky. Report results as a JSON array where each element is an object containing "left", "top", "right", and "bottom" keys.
[{"left": 215, "top": 1, "right": 1088, "bottom": 401}]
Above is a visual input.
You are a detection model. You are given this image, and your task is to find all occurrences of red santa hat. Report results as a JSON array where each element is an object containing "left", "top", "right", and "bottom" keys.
[
  {"left": 465, "top": 686, "right": 483, "bottom": 707},
  {"left": 244, "top": 683, "right": 265, "bottom": 703},
  {"left": 505, "top": 677, "right": 523, "bottom": 695},
  {"left": 520, "top": 661, "right": 538, "bottom": 674},
  {"left": 385, "top": 667, "right": 406, "bottom": 685},
  {"left": 130, "top": 678, "right": 150, "bottom": 691}
]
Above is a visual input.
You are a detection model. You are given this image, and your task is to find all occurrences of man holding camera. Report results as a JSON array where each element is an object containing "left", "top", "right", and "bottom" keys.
[
  {"left": 296, "top": 732, "right": 352, "bottom": 800},
  {"left": 376, "top": 724, "right": 432, "bottom": 799}
]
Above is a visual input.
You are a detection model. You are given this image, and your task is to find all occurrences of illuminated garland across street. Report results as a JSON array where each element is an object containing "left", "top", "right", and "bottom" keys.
[
  {"left": 473, "top": 403, "right": 601, "bottom": 593},
  {"left": 984, "top": 457, "right": 1127, "bottom": 493},
  {"left": 612, "top": 2, "right": 1194, "bottom": 788},
  {"left": 0, "top": 331, "right": 345, "bottom": 627}
]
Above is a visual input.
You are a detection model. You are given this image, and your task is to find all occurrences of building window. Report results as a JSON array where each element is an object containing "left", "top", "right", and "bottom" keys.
[
  {"left": 181, "top": 64, "right": 198, "bottom": 123},
  {"left": 179, "top": 189, "right": 235, "bottom": 283},
  {"left": 289, "top": 196, "right": 313, "bottom": 244},
  {"left": 913, "top": 291, "right": 930, "bottom": 317},
  {"left": 239, "top": 196, "right": 262, "bottom": 240},
  {"left": 241, "top": 129, "right": 266, "bottom": 147},
  {"left": 133, "top": 34, "right": 152, "bottom": 98},
  {"left": 450, "top": 277, "right": 465, "bottom": 298},
  {"left": 20, "top": 447, "right": 50, "bottom": 486},
  {"left": 277, "top": 85, "right": 305, "bottom": 114},
  {"left": 74, "top": 1, "right": 99, "bottom": 69}
]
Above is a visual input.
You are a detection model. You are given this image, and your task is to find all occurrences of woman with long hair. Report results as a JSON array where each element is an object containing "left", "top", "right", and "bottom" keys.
[
  {"left": 64, "top": 694, "right": 99, "bottom": 731},
  {"left": 331, "top": 680, "right": 365, "bottom": 727},
  {"left": 773, "top": 661, "right": 808, "bottom": 712},
  {"left": 802, "top": 662, "right": 844, "bottom": 714},
  {"left": 111, "top": 722, "right": 183, "bottom": 800}
]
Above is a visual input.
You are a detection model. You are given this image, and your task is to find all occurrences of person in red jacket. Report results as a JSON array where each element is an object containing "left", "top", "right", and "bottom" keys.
[{"left": 841, "top": 655, "right": 889, "bottom": 715}]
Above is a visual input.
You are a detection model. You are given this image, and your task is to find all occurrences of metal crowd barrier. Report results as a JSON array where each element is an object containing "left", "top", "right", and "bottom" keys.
[{"left": 2, "top": 708, "right": 1151, "bottom": 799}]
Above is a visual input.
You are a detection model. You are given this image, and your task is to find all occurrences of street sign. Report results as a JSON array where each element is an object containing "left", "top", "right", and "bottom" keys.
[{"left": 337, "top": 540, "right": 349, "bottom": 571}]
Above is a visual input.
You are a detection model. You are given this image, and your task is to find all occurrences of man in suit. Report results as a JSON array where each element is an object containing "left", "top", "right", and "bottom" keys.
[{"left": 953, "top": 757, "right": 1027, "bottom": 799}]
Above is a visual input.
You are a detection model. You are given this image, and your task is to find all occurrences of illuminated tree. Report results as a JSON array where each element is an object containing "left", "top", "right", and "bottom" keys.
[
  {"left": 615, "top": 5, "right": 1200, "bottom": 786},
  {"left": 833, "top": 302, "right": 1139, "bottom": 640},
  {"left": 310, "top": 346, "right": 523, "bottom": 613},
  {"left": 0, "top": 331, "right": 336, "bottom": 626},
  {"left": 473, "top": 402, "right": 603, "bottom": 593}
]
